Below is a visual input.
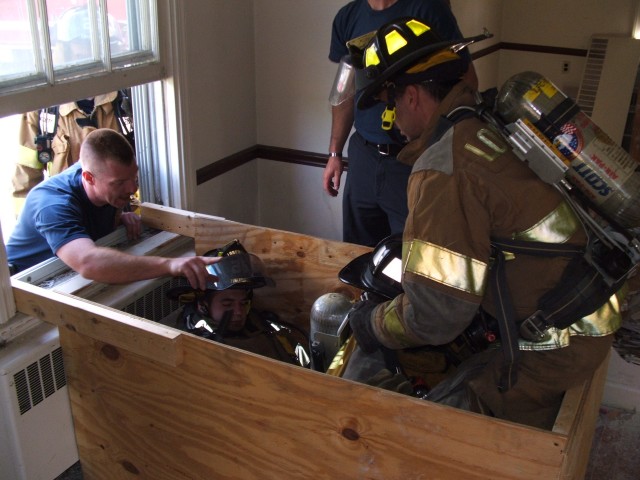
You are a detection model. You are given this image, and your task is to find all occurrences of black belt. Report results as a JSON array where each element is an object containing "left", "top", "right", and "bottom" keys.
[{"left": 364, "top": 140, "right": 404, "bottom": 157}]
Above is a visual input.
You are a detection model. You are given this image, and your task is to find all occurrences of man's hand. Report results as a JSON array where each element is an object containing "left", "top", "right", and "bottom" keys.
[
  {"left": 168, "top": 256, "right": 220, "bottom": 291},
  {"left": 119, "top": 211, "right": 143, "bottom": 240},
  {"left": 348, "top": 299, "right": 381, "bottom": 354},
  {"left": 322, "top": 155, "right": 344, "bottom": 197}
]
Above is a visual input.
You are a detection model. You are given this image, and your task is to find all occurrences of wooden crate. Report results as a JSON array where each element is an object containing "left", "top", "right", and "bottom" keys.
[{"left": 11, "top": 203, "right": 607, "bottom": 479}]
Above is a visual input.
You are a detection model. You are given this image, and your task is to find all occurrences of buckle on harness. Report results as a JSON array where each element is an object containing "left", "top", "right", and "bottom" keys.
[{"left": 519, "top": 310, "right": 550, "bottom": 342}]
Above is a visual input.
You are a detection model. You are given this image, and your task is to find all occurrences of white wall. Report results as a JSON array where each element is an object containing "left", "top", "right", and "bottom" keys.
[
  {"left": 254, "top": 0, "right": 344, "bottom": 152},
  {"left": 257, "top": 159, "right": 344, "bottom": 241},
  {"left": 452, "top": 0, "right": 503, "bottom": 90},
  {"left": 188, "top": 0, "right": 637, "bottom": 240},
  {"left": 188, "top": 0, "right": 258, "bottom": 216},
  {"left": 498, "top": 0, "right": 637, "bottom": 95},
  {"left": 252, "top": 1, "right": 346, "bottom": 240}
]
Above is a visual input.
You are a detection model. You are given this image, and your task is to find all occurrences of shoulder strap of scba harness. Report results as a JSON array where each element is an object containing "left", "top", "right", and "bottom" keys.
[{"left": 436, "top": 92, "right": 638, "bottom": 391}]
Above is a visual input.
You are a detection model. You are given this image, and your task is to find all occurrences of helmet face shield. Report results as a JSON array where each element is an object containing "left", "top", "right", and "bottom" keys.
[
  {"left": 328, "top": 30, "right": 378, "bottom": 106},
  {"left": 205, "top": 252, "right": 275, "bottom": 291},
  {"left": 339, "top": 234, "right": 404, "bottom": 300},
  {"left": 370, "top": 240, "right": 402, "bottom": 282},
  {"left": 329, "top": 55, "right": 357, "bottom": 106}
]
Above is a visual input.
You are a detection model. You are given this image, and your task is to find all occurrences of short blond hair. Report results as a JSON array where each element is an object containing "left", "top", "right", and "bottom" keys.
[{"left": 80, "top": 128, "right": 135, "bottom": 173}]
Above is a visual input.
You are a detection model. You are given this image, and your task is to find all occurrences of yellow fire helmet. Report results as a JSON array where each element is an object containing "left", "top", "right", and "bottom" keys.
[{"left": 353, "top": 17, "right": 492, "bottom": 110}]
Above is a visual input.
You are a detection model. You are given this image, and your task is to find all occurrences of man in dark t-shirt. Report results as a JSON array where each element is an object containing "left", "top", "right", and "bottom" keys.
[{"left": 323, "top": 0, "right": 477, "bottom": 246}]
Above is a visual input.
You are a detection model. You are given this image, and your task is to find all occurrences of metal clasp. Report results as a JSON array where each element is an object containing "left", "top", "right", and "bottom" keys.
[
  {"left": 377, "top": 144, "right": 391, "bottom": 156},
  {"left": 519, "top": 310, "right": 550, "bottom": 342}
]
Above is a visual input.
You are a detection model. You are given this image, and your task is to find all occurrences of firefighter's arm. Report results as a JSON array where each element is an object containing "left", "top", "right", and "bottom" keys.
[
  {"left": 56, "top": 237, "right": 219, "bottom": 289},
  {"left": 347, "top": 299, "right": 383, "bottom": 353}
]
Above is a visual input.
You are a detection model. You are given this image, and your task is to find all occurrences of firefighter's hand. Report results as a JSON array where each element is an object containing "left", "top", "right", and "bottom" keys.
[
  {"left": 322, "top": 155, "right": 344, "bottom": 197},
  {"left": 347, "top": 299, "right": 381, "bottom": 354},
  {"left": 365, "top": 368, "right": 414, "bottom": 395},
  {"left": 119, "top": 211, "right": 143, "bottom": 240}
]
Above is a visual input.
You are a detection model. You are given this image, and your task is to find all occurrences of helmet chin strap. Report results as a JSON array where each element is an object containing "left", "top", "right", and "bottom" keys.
[{"left": 381, "top": 84, "right": 397, "bottom": 131}]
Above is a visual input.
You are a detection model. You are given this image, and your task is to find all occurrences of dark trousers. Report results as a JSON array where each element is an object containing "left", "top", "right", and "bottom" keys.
[
  {"left": 468, "top": 334, "right": 614, "bottom": 429},
  {"left": 343, "top": 132, "right": 411, "bottom": 247}
]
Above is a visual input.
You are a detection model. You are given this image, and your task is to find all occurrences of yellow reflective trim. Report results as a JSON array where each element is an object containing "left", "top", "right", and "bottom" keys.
[
  {"left": 518, "top": 291, "right": 623, "bottom": 350},
  {"left": 385, "top": 30, "right": 408, "bottom": 55},
  {"left": 513, "top": 201, "right": 580, "bottom": 243},
  {"left": 405, "top": 239, "right": 488, "bottom": 296},
  {"left": 406, "top": 19, "right": 430, "bottom": 37},
  {"left": 17, "top": 145, "right": 42, "bottom": 169},
  {"left": 575, "top": 291, "right": 623, "bottom": 335},
  {"left": 380, "top": 297, "right": 409, "bottom": 346},
  {"left": 406, "top": 49, "right": 459, "bottom": 74},
  {"left": 365, "top": 45, "right": 380, "bottom": 67}
]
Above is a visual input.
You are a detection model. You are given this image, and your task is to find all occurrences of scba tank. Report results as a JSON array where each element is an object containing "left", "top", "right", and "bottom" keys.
[{"left": 496, "top": 71, "right": 640, "bottom": 229}]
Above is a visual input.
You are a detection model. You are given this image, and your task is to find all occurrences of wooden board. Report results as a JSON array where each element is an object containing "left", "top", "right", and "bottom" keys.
[{"left": 10, "top": 203, "right": 608, "bottom": 479}]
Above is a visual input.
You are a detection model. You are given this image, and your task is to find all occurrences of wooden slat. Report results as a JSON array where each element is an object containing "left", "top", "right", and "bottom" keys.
[
  {"left": 139, "top": 203, "right": 204, "bottom": 238},
  {"left": 12, "top": 279, "right": 184, "bottom": 367}
]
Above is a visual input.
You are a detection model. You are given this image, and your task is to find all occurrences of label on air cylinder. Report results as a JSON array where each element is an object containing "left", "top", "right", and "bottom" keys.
[{"left": 557, "top": 112, "right": 635, "bottom": 204}]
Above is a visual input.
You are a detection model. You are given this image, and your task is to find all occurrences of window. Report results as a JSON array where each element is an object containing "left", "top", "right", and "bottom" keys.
[
  {"left": 0, "top": 0, "right": 164, "bottom": 117},
  {"left": 0, "top": 0, "right": 163, "bottom": 117}
]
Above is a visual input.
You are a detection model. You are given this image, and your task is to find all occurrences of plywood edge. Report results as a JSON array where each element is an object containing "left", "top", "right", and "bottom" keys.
[
  {"left": 552, "top": 382, "right": 589, "bottom": 436},
  {"left": 140, "top": 202, "right": 370, "bottom": 264},
  {"left": 11, "top": 278, "right": 184, "bottom": 367},
  {"left": 140, "top": 202, "right": 206, "bottom": 238}
]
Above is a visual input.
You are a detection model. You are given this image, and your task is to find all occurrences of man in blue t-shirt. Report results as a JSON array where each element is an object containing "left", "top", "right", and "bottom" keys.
[
  {"left": 7, "top": 129, "right": 217, "bottom": 289},
  {"left": 323, "top": 0, "right": 477, "bottom": 246}
]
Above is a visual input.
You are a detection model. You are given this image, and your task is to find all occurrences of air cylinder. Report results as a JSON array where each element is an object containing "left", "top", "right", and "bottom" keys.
[{"left": 496, "top": 71, "right": 640, "bottom": 229}]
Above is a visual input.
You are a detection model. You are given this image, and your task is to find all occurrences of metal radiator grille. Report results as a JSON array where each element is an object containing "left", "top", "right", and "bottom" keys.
[
  {"left": 576, "top": 37, "right": 608, "bottom": 116},
  {"left": 13, "top": 346, "right": 66, "bottom": 416},
  {"left": 122, "top": 277, "right": 182, "bottom": 322}
]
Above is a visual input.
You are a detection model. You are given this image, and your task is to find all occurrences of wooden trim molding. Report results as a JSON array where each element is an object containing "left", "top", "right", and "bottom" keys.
[
  {"left": 499, "top": 42, "right": 588, "bottom": 58},
  {"left": 196, "top": 145, "right": 336, "bottom": 185}
]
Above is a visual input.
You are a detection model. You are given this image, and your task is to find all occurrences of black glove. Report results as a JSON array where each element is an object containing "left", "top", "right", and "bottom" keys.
[
  {"left": 365, "top": 368, "right": 414, "bottom": 396},
  {"left": 348, "top": 299, "right": 381, "bottom": 354}
]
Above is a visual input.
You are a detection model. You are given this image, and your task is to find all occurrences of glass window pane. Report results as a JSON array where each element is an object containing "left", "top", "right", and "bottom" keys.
[
  {"left": 49, "top": 1, "right": 103, "bottom": 70},
  {"left": 0, "top": 1, "right": 38, "bottom": 79},
  {"left": 107, "top": 0, "right": 130, "bottom": 55},
  {"left": 0, "top": 0, "right": 158, "bottom": 100}
]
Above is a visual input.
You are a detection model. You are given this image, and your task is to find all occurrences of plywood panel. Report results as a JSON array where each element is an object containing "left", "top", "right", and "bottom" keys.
[
  {"left": 59, "top": 325, "right": 569, "bottom": 480},
  {"left": 11, "top": 203, "right": 607, "bottom": 479}
]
